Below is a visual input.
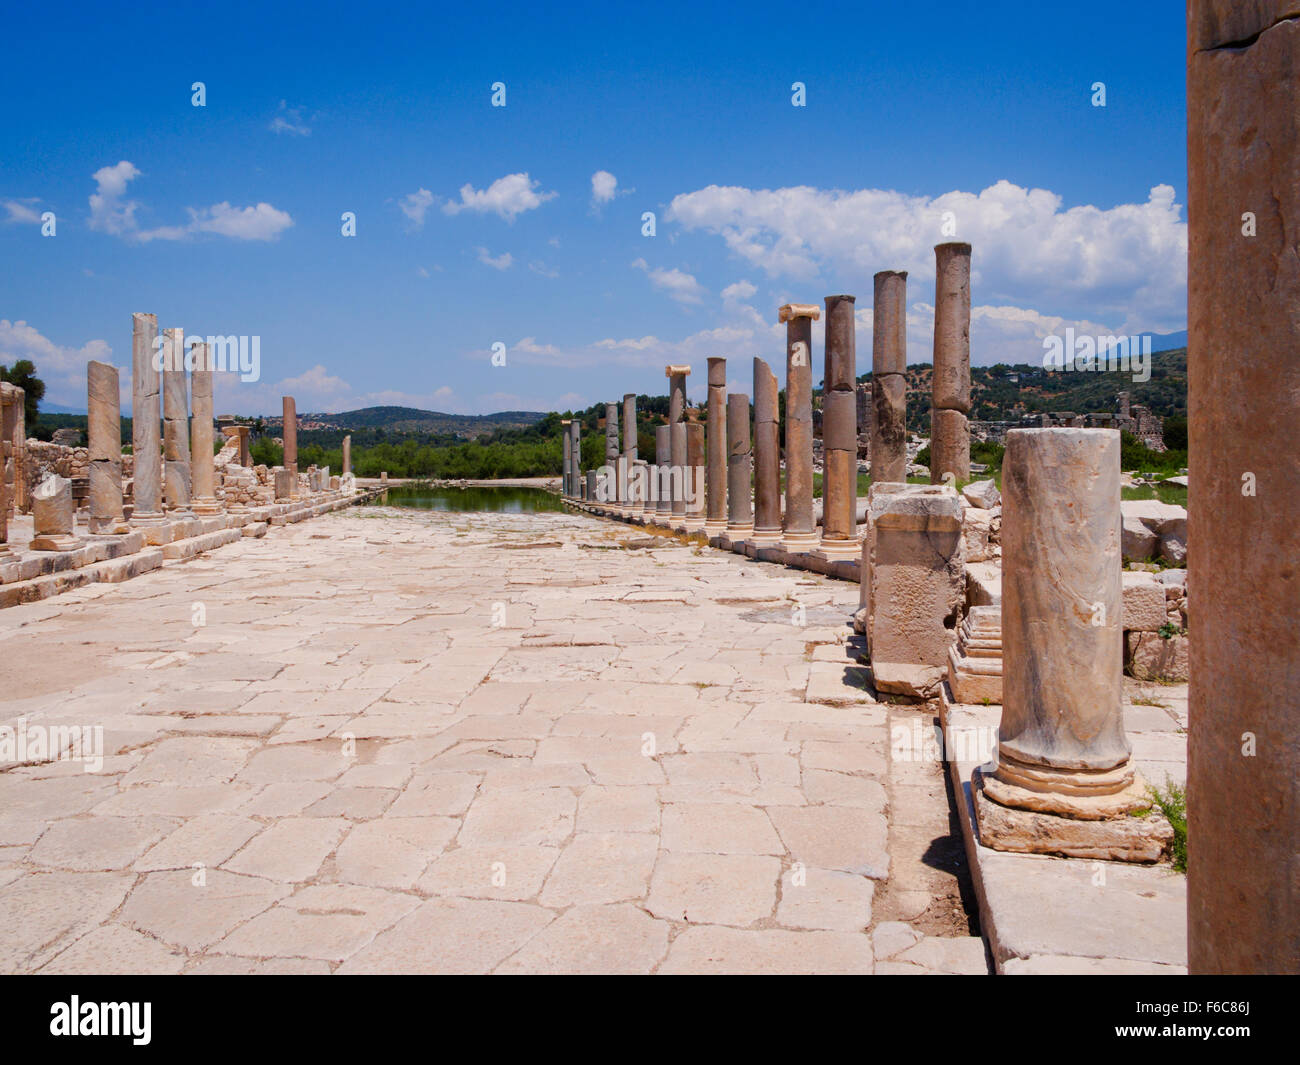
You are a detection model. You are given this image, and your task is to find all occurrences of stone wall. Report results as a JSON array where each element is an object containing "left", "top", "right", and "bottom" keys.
[{"left": 25, "top": 440, "right": 89, "bottom": 487}]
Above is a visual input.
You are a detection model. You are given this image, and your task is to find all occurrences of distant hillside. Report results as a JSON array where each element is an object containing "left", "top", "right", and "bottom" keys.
[
  {"left": 301, "top": 406, "right": 547, "bottom": 437},
  {"left": 856, "top": 347, "right": 1188, "bottom": 432}
]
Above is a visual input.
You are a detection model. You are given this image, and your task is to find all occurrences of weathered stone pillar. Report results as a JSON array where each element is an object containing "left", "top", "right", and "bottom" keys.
[
  {"left": 975, "top": 428, "right": 1171, "bottom": 862},
  {"left": 1188, "top": 1, "right": 1300, "bottom": 973},
  {"left": 342, "top": 434, "right": 352, "bottom": 476},
  {"left": 190, "top": 342, "right": 220, "bottom": 514},
  {"left": 669, "top": 422, "right": 687, "bottom": 528},
  {"left": 779, "top": 304, "right": 820, "bottom": 552},
  {"left": 0, "top": 447, "right": 8, "bottom": 553},
  {"left": 622, "top": 394, "right": 638, "bottom": 513},
  {"left": 561, "top": 420, "right": 572, "bottom": 498},
  {"left": 569, "top": 419, "right": 581, "bottom": 498},
  {"left": 704, "top": 358, "right": 728, "bottom": 535},
  {"left": 654, "top": 424, "right": 672, "bottom": 519},
  {"left": 282, "top": 396, "right": 298, "bottom": 478},
  {"left": 234, "top": 426, "right": 251, "bottom": 468},
  {"left": 819, "top": 294, "right": 860, "bottom": 560},
  {"left": 931, "top": 242, "right": 972, "bottom": 484},
  {"left": 585, "top": 469, "right": 596, "bottom": 501},
  {"left": 130, "top": 312, "right": 165, "bottom": 526},
  {"left": 87, "top": 360, "right": 129, "bottom": 534},
  {"left": 604, "top": 402, "right": 620, "bottom": 507},
  {"left": 725, "top": 392, "right": 753, "bottom": 538},
  {"left": 1, "top": 382, "right": 27, "bottom": 514},
  {"left": 31, "top": 475, "right": 80, "bottom": 550},
  {"left": 871, "top": 272, "right": 908, "bottom": 485},
  {"left": 751, "top": 357, "right": 781, "bottom": 545},
  {"left": 162, "top": 328, "right": 192, "bottom": 513},
  {"left": 666, "top": 365, "right": 690, "bottom": 519},
  {"left": 274, "top": 467, "right": 294, "bottom": 502},
  {"left": 684, "top": 419, "right": 705, "bottom": 532}
]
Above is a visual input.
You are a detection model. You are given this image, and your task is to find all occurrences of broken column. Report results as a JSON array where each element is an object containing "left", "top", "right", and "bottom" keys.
[
  {"left": 282, "top": 396, "right": 298, "bottom": 481},
  {"left": 666, "top": 365, "right": 690, "bottom": 521},
  {"left": 684, "top": 420, "right": 706, "bottom": 532},
  {"left": 779, "top": 303, "right": 820, "bottom": 552},
  {"left": 704, "top": 358, "right": 727, "bottom": 536},
  {"left": 1187, "top": 0, "right": 1300, "bottom": 972},
  {"left": 130, "top": 312, "right": 165, "bottom": 526},
  {"left": 975, "top": 428, "right": 1171, "bottom": 862},
  {"left": 234, "top": 426, "right": 251, "bottom": 468},
  {"left": 162, "top": 328, "right": 192, "bottom": 513},
  {"left": 274, "top": 467, "right": 294, "bottom": 502},
  {"left": 342, "top": 435, "right": 352, "bottom": 476},
  {"left": 751, "top": 357, "right": 781, "bottom": 546},
  {"left": 725, "top": 392, "right": 753, "bottom": 539},
  {"left": 871, "top": 271, "right": 908, "bottom": 485},
  {"left": 931, "top": 242, "right": 972, "bottom": 484},
  {"left": 654, "top": 424, "right": 672, "bottom": 520},
  {"left": 31, "top": 475, "right": 79, "bottom": 551},
  {"left": 190, "top": 342, "right": 220, "bottom": 515},
  {"left": 819, "top": 293, "right": 860, "bottom": 560},
  {"left": 603, "top": 402, "right": 620, "bottom": 506},
  {"left": 622, "top": 393, "right": 638, "bottom": 513},
  {"left": 87, "top": 360, "right": 129, "bottom": 534},
  {"left": 1, "top": 382, "right": 27, "bottom": 514}
]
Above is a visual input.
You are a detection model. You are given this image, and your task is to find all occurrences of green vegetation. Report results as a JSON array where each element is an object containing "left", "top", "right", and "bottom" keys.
[
  {"left": 1122, "top": 481, "right": 1188, "bottom": 506},
  {"left": 2, "top": 360, "right": 46, "bottom": 426},
  {"left": 1147, "top": 779, "right": 1188, "bottom": 872}
]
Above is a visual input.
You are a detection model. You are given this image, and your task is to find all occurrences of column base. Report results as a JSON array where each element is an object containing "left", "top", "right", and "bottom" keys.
[
  {"left": 192, "top": 498, "right": 222, "bottom": 515},
  {"left": 749, "top": 526, "right": 782, "bottom": 546},
  {"left": 30, "top": 534, "right": 81, "bottom": 552},
  {"left": 812, "top": 537, "right": 862, "bottom": 562},
  {"left": 724, "top": 523, "right": 753, "bottom": 541},
  {"left": 683, "top": 516, "right": 707, "bottom": 533},
  {"left": 703, "top": 519, "right": 728, "bottom": 535},
  {"left": 779, "top": 530, "right": 821, "bottom": 554},
  {"left": 90, "top": 518, "right": 132, "bottom": 535},
  {"left": 131, "top": 511, "right": 167, "bottom": 527}
]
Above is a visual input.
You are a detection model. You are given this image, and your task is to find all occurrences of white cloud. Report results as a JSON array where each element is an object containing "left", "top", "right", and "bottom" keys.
[
  {"left": 442, "top": 172, "right": 556, "bottom": 222},
  {"left": 88, "top": 160, "right": 141, "bottom": 235},
  {"left": 2, "top": 199, "right": 42, "bottom": 225},
  {"left": 400, "top": 188, "right": 434, "bottom": 227},
  {"left": 269, "top": 101, "right": 312, "bottom": 136},
  {"left": 667, "top": 179, "right": 1187, "bottom": 333},
  {"left": 475, "top": 247, "right": 514, "bottom": 271},
  {"left": 590, "top": 170, "right": 617, "bottom": 207},
  {"left": 721, "top": 280, "right": 757, "bottom": 304},
  {"left": 632, "top": 258, "right": 706, "bottom": 304},
  {"left": 0, "top": 319, "right": 117, "bottom": 408},
  {"left": 528, "top": 261, "right": 558, "bottom": 278}
]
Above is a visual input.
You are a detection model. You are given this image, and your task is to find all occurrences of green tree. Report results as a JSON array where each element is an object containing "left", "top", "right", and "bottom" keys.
[{"left": 0, "top": 359, "right": 46, "bottom": 424}]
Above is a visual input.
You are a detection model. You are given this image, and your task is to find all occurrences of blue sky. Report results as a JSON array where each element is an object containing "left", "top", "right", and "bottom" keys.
[{"left": 1, "top": 0, "right": 1188, "bottom": 415}]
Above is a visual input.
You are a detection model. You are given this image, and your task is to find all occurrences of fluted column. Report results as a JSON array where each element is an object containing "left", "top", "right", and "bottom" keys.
[
  {"left": 871, "top": 272, "right": 908, "bottom": 485},
  {"left": 725, "top": 393, "right": 752, "bottom": 538},
  {"left": 130, "top": 313, "right": 165, "bottom": 526},
  {"left": 779, "top": 304, "right": 820, "bottom": 552},
  {"left": 751, "top": 357, "right": 781, "bottom": 545},
  {"left": 818, "top": 294, "right": 860, "bottom": 560}
]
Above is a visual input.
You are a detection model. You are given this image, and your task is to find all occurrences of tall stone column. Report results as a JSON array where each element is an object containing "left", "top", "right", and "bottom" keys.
[
  {"left": 622, "top": 393, "right": 639, "bottom": 513},
  {"left": 561, "top": 420, "right": 572, "bottom": 498},
  {"left": 871, "top": 271, "right": 908, "bottom": 485},
  {"left": 569, "top": 418, "right": 581, "bottom": 498},
  {"left": 654, "top": 424, "right": 672, "bottom": 519},
  {"left": 282, "top": 396, "right": 298, "bottom": 480},
  {"left": 975, "top": 428, "right": 1171, "bottom": 862},
  {"left": 725, "top": 392, "right": 753, "bottom": 538},
  {"left": 779, "top": 304, "right": 820, "bottom": 552},
  {"left": 130, "top": 312, "right": 165, "bottom": 526},
  {"left": 342, "top": 435, "right": 352, "bottom": 476},
  {"left": 190, "top": 343, "right": 220, "bottom": 514},
  {"left": 684, "top": 420, "right": 705, "bottom": 532},
  {"left": 704, "top": 358, "right": 728, "bottom": 535},
  {"left": 666, "top": 365, "right": 691, "bottom": 520},
  {"left": 819, "top": 294, "right": 860, "bottom": 560},
  {"left": 161, "top": 328, "right": 192, "bottom": 514},
  {"left": 87, "top": 360, "right": 129, "bottom": 534},
  {"left": 751, "top": 357, "right": 782, "bottom": 545},
  {"left": 931, "top": 242, "right": 972, "bottom": 484},
  {"left": 603, "top": 402, "right": 620, "bottom": 506},
  {"left": 1188, "top": 1, "right": 1300, "bottom": 973}
]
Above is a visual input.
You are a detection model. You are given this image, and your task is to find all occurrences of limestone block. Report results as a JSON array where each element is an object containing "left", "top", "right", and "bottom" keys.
[
  {"left": 1127, "top": 632, "right": 1190, "bottom": 682},
  {"left": 1121, "top": 514, "right": 1158, "bottom": 561},
  {"left": 962, "top": 479, "right": 1000, "bottom": 509},
  {"left": 961, "top": 507, "right": 997, "bottom": 563},
  {"left": 1122, "top": 572, "right": 1167, "bottom": 632}
]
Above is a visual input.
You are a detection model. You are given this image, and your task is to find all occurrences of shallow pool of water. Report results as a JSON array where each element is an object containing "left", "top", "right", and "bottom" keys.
[{"left": 363, "top": 483, "right": 565, "bottom": 513}]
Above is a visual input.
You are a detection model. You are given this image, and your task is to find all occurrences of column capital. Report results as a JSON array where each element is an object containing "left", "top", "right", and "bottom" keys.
[
  {"left": 778, "top": 303, "right": 820, "bottom": 323},
  {"left": 664, "top": 364, "right": 692, "bottom": 377}
]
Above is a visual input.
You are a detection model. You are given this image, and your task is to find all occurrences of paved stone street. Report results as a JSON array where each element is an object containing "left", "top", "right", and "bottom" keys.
[{"left": 0, "top": 504, "right": 986, "bottom": 974}]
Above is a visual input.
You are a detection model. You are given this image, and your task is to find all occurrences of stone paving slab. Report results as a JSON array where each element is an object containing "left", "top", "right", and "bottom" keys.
[{"left": 0, "top": 504, "right": 985, "bottom": 974}]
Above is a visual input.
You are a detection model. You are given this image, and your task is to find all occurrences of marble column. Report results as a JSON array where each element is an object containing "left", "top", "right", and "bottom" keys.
[
  {"left": 975, "top": 428, "right": 1171, "bottom": 862},
  {"left": 725, "top": 392, "right": 753, "bottom": 538},
  {"left": 569, "top": 419, "right": 581, "bottom": 498},
  {"left": 705, "top": 358, "right": 728, "bottom": 535},
  {"left": 189, "top": 342, "right": 220, "bottom": 514},
  {"left": 87, "top": 360, "right": 129, "bottom": 534},
  {"left": 1188, "top": 1, "right": 1300, "bottom": 972},
  {"left": 342, "top": 435, "right": 352, "bottom": 476},
  {"left": 871, "top": 271, "right": 909, "bottom": 485},
  {"left": 666, "top": 365, "right": 690, "bottom": 520},
  {"left": 561, "top": 420, "right": 572, "bottom": 498},
  {"left": 819, "top": 294, "right": 860, "bottom": 560},
  {"left": 779, "top": 304, "right": 820, "bottom": 552},
  {"left": 685, "top": 420, "right": 706, "bottom": 532},
  {"left": 162, "top": 328, "right": 192, "bottom": 514},
  {"left": 751, "top": 357, "right": 782, "bottom": 545},
  {"left": 31, "top": 475, "right": 79, "bottom": 550},
  {"left": 931, "top": 242, "right": 972, "bottom": 484},
  {"left": 604, "top": 402, "right": 620, "bottom": 507},
  {"left": 130, "top": 312, "right": 165, "bottom": 526},
  {"left": 622, "top": 394, "right": 639, "bottom": 514},
  {"left": 654, "top": 424, "right": 672, "bottom": 519},
  {"left": 282, "top": 396, "right": 298, "bottom": 480}
]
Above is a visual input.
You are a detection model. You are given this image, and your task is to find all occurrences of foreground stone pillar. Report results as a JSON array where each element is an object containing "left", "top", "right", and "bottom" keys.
[
  {"left": 190, "top": 342, "right": 220, "bottom": 514},
  {"left": 779, "top": 304, "right": 820, "bottom": 552},
  {"left": 162, "top": 328, "right": 192, "bottom": 513},
  {"left": 87, "top": 360, "right": 129, "bottom": 534},
  {"left": 654, "top": 424, "right": 671, "bottom": 519},
  {"left": 704, "top": 358, "right": 727, "bottom": 535},
  {"left": 975, "top": 428, "right": 1171, "bottom": 862},
  {"left": 282, "top": 396, "right": 298, "bottom": 478},
  {"left": 818, "top": 294, "right": 860, "bottom": 560},
  {"left": 931, "top": 243, "right": 972, "bottom": 484},
  {"left": 130, "top": 313, "right": 165, "bottom": 526},
  {"left": 871, "top": 272, "right": 908, "bottom": 485},
  {"left": 31, "top": 475, "right": 80, "bottom": 550},
  {"left": 725, "top": 392, "right": 753, "bottom": 538},
  {"left": 684, "top": 421, "right": 706, "bottom": 532},
  {"left": 666, "top": 365, "right": 690, "bottom": 519},
  {"left": 342, "top": 435, "right": 352, "bottom": 476},
  {"left": 1188, "top": 1, "right": 1300, "bottom": 972},
  {"left": 751, "top": 357, "right": 781, "bottom": 545}
]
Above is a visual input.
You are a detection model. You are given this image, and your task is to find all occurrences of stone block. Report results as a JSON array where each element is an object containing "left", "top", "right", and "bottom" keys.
[{"left": 1122, "top": 571, "right": 1167, "bottom": 632}]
